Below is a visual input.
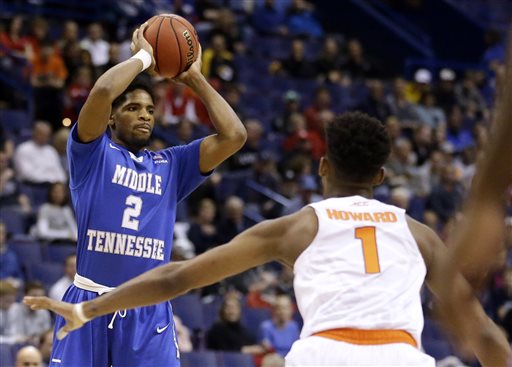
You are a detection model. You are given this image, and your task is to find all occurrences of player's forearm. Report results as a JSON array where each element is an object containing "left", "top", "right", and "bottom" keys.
[
  {"left": 185, "top": 74, "right": 246, "bottom": 144},
  {"left": 471, "top": 320, "right": 511, "bottom": 367},
  {"left": 92, "top": 59, "right": 145, "bottom": 102},
  {"left": 83, "top": 262, "right": 188, "bottom": 318}
]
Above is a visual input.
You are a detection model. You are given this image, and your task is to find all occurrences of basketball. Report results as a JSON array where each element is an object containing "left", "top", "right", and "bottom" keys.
[{"left": 143, "top": 14, "right": 200, "bottom": 78}]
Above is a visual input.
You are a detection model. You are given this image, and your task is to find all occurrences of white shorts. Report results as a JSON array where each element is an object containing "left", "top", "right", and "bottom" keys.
[{"left": 285, "top": 336, "right": 436, "bottom": 366}]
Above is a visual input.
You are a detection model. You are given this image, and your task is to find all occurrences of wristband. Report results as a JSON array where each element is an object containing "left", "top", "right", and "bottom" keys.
[
  {"left": 131, "top": 49, "right": 152, "bottom": 71},
  {"left": 73, "top": 302, "right": 92, "bottom": 323}
]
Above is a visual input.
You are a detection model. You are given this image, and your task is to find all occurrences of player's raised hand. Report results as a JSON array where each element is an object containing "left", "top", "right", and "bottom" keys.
[
  {"left": 173, "top": 44, "right": 203, "bottom": 85},
  {"left": 23, "top": 296, "right": 86, "bottom": 340},
  {"left": 130, "top": 22, "right": 156, "bottom": 74}
]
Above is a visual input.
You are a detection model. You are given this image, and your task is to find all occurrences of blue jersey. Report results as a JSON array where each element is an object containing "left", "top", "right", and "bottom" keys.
[{"left": 67, "top": 125, "right": 208, "bottom": 287}]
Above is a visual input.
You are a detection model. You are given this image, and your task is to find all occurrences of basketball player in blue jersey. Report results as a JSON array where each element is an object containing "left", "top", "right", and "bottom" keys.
[
  {"left": 27, "top": 33, "right": 512, "bottom": 367},
  {"left": 39, "top": 23, "right": 246, "bottom": 367}
]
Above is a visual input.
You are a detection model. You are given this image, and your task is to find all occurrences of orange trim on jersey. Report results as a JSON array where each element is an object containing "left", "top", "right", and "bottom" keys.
[{"left": 313, "top": 328, "right": 417, "bottom": 348}]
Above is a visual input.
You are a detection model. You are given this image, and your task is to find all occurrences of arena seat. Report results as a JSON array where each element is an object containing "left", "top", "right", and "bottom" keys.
[
  {"left": 0, "top": 207, "right": 27, "bottom": 235},
  {"left": 240, "top": 307, "right": 272, "bottom": 336},
  {"left": 45, "top": 243, "right": 76, "bottom": 263},
  {"left": 29, "top": 262, "right": 63, "bottom": 287},
  {"left": 201, "top": 295, "right": 223, "bottom": 330},
  {"left": 217, "top": 351, "right": 256, "bottom": 367},
  {"left": 0, "top": 109, "right": 31, "bottom": 134},
  {"left": 172, "top": 294, "right": 205, "bottom": 331},
  {"left": 0, "top": 343, "right": 15, "bottom": 367},
  {"left": 8, "top": 239, "right": 43, "bottom": 270},
  {"left": 180, "top": 351, "right": 217, "bottom": 367}
]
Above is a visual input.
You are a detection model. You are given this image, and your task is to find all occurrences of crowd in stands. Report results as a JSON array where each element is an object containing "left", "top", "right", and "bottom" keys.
[{"left": 0, "top": 0, "right": 511, "bottom": 366}]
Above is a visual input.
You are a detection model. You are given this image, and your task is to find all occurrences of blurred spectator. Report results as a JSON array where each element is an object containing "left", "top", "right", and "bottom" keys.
[
  {"left": 156, "top": 81, "right": 199, "bottom": 126},
  {"left": 0, "top": 222, "right": 24, "bottom": 289},
  {"left": 446, "top": 105, "right": 474, "bottom": 152},
  {"left": 247, "top": 270, "right": 280, "bottom": 309},
  {"left": 385, "top": 115, "right": 402, "bottom": 143},
  {"left": 31, "top": 41, "right": 68, "bottom": 128},
  {"left": 32, "top": 182, "right": 77, "bottom": 242},
  {"left": 258, "top": 294, "right": 300, "bottom": 357},
  {"left": 223, "top": 84, "right": 246, "bottom": 122},
  {"left": 187, "top": 198, "right": 219, "bottom": 255},
  {"left": 413, "top": 92, "right": 446, "bottom": 129},
  {"left": 38, "top": 329, "right": 53, "bottom": 367},
  {"left": 173, "top": 315, "right": 193, "bottom": 353},
  {"left": 206, "top": 294, "right": 262, "bottom": 353},
  {"left": 251, "top": 152, "right": 282, "bottom": 218},
  {"left": 411, "top": 125, "right": 435, "bottom": 166},
  {"left": 0, "top": 150, "right": 32, "bottom": 213},
  {"left": 385, "top": 138, "right": 416, "bottom": 187},
  {"left": 285, "top": 0, "right": 323, "bottom": 38},
  {"left": 52, "top": 128, "right": 70, "bottom": 176},
  {"left": 405, "top": 68, "right": 432, "bottom": 104},
  {"left": 252, "top": 0, "right": 287, "bottom": 37},
  {"left": 261, "top": 353, "right": 286, "bottom": 367},
  {"left": 217, "top": 196, "right": 248, "bottom": 243},
  {"left": 283, "top": 113, "right": 325, "bottom": 160},
  {"left": 386, "top": 78, "right": 421, "bottom": 127},
  {"left": 100, "top": 42, "right": 122, "bottom": 73},
  {"left": 202, "top": 33, "right": 236, "bottom": 83},
  {"left": 211, "top": 8, "right": 243, "bottom": 53},
  {"left": 272, "top": 90, "right": 301, "bottom": 134},
  {"left": 270, "top": 38, "right": 316, "bottom": 79},
  {"left": 455, "top": 71, "right": 487, "bottom": 117},
  {"left": 315, "top": 36, "right": 345, "bottom": 84},
  {"left": 427, "top": 163, "right": 464, "bottom": 223},
  {"left": 15, "top": 345, "right": 43, "bottom": 367},
  {"left": 0, "top": 15, "right": 33, "bottom": 60},
  {"left": 0, "top": 280, "right": 19, "bottom": 342},
  {"left": 64, "top": 66, "right": 93, "bottom": 122},
  {"left": 434, "top": 68, "right": 457, "bottom": 112},
  {"left": 80, "top": 23, "right": 110, "bottom": 67},
  {"left": 227, "top": 119, "right": 266, "bottom": 171},
  {"left": 281, "top": 176, "right": 322, "bottom": 216},
  {"left": 56, "top": 20, "right": 79, "bottom": 52},
  {"left": 0, "top": 125, "right": 14, "bottom": 160},
  {"left": 13, "top": 121, "right": 67, "bottom": 184},
  {"left": 49, "top": 254, "right": 76, "bottom": 301},
  {"left": 26, "top": 17, "right": 50, "bottom": 60},
  {"left": 482, "top": 29, "right": 505, "bottom": 69},
  {"left": 304, "top": 86, "right": 333, "bottom": 135},
  {"left": 410, "top": 150, "right": 445, "bottom": 197},
  {"left": 341, "top": 39, "right": 376, "bottom": 79},
  {"left": 389, "top": 186, "right": 412, "bottom": 210},
  {"left": 358, "top": 80, "right": 392, "bottom": 122},
  {"left": 6, "top": 281, "right": 52, "bottom": 345}
]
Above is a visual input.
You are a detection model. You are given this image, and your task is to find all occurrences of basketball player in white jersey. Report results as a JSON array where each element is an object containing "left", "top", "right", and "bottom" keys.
[{"left": 25, "top": 41, "right": 512, "bottom": 367}]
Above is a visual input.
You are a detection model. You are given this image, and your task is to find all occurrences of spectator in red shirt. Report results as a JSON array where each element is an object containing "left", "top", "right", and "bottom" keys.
[
  {"left": 283, "top": 112, "right": 324, "bottom": 159},
  {"left": 64, "top": 66, "right": 93, "bottom": 122},
  {"left": 304, "top": 86, "right": 334, "bottom": 134},
  {"left": 26, "top": 17, "right": 50, "bottom": 60},
  {"left": 0, "top": 16, "right": 32, "bottom": 60}
]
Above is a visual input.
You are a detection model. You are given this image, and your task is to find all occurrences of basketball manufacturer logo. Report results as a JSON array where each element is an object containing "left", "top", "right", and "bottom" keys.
[{"left": 182, "top": 30, "right": 194, "bottom": 67}]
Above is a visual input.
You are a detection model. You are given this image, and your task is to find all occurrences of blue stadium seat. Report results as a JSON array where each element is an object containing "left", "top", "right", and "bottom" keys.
[
  {"left": 241, "top": 307, "right": 272, "bottom": 336},
  {"left": 202, "top": 296, "right": 223, "bottom": 330},
  {"left": 45, "top": 243, "right": 76, "bottom": 263},
  {"left": 29, "top": 262, "right": 63, "bottom": 287},
  {"left": 180, "top": 351, "right": 217, "bottom": 367},
  {"left": 172, "top": 294, "right": 205, "bottom": 331},
  {"left": 8, "top": 239, "right": 43, "bottom": 270},
  {"left": 0, "top": 109, "right": 31, "bottom": 134},
  {"left": 19, "top": 183, "right": 50, "bottom": 210},
  {"left": 217, "top": 351, "right": 256, "bottom": 367},
  {"left": 0, "top": 207, "right": 28, "bottom": 235},
  {"left": 0, "top": 343, "right": 15, "bottom": 367}
]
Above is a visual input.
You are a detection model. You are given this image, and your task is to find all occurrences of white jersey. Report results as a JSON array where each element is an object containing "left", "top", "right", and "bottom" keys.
[{"left": 294, "top": 196, "right": 426, "bottom": 347}]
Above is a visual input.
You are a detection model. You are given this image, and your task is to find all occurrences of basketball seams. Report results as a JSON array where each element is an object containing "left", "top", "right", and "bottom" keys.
[
  {"left": 153, "top": 17, "right": 165, "bottom": 74},
  {"left": 169, "top": 18, "right": 183, "bottom": 77}
]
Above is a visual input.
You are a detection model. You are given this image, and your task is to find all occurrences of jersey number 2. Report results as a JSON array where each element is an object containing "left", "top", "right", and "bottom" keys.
[
  {"left": 121, "top": 195, "right": 143, "bottom": 231},
  {"left": 355, "top": 226, "right": 380, "bottom": 274}
]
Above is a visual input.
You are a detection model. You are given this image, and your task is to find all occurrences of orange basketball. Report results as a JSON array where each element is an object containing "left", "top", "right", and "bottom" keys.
[{"left": 143, "top": 14, "right": 200, "bottom": 78}]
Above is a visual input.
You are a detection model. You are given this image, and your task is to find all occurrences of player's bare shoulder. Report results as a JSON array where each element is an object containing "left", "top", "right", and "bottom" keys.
[{"left": 276, "top": 207, "right": 319, "bottom": 267}]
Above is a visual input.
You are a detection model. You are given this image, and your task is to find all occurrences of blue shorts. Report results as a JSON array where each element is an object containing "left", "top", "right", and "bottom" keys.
[{"left": 50, "top": 285, "right": 180, "bottom": 367}]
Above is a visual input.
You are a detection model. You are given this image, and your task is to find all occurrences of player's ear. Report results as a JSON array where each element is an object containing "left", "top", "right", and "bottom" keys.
[
  {"left": 371, "top": 167, "right": 385, "bottom": 186},
  {"left": 319, "top": 156, "right": 329, "bottom": 177},
  {"left": 108, "top": 114, "right": 116, "bottom": 130}
]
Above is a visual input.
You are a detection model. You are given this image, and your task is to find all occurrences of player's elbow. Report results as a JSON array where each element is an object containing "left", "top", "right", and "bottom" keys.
[{"left": 225, "top": 126, "right": 247, "bottom": 150}]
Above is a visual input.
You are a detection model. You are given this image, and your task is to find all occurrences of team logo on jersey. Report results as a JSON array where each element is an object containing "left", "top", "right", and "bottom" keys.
[{"left": 152, "top": 154, "right": 168, "bottom": 164}]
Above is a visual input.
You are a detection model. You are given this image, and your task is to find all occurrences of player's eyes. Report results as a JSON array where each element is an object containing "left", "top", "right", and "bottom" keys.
[
  {"left": 127, "top": 106, "right": 137, "bottom": 111},
  {"left": 148, "top": 109, "right": 155, "bottom": 115}
]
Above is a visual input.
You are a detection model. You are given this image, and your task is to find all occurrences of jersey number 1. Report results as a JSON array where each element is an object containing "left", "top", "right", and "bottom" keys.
[{"left": 355, "top": 226, "right": 380, "bottom": 274}]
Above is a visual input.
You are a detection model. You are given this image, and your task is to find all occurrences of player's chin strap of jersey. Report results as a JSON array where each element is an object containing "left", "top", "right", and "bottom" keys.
[{"left": 73, "top": 274, "right": 126, "bottom": 329}]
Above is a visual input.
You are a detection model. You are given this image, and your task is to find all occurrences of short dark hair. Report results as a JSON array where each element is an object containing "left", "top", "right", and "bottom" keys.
[
  {"left": 24, "top": 280, "right": 45, "bottom": 294},
  {"left": 325, "top": 111, "right": 391, "bottom": 182},
  {"left": 112, "top": 76, "right": 155, "bottom": 111}
]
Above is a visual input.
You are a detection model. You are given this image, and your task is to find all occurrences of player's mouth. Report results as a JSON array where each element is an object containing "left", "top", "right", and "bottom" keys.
[{"left": 135, "top": 124, "right": 151, "bottom": 133}]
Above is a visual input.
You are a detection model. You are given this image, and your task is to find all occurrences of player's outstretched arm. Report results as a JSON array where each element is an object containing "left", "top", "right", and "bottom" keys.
[
  {"left": 76, "top": 23, "right": 156, "bottom": 143},
  {"left": 24, "top": 208, "right": 317, "bottom": 339},
  {"left": 173, "top": 48, "right": 247, "bottom": 173},
  {"left": 409, "top": 218, "right": 511, "bottom": 367},
  {"left": 450, "top": 31, "right": 512, "bottom": 282}
]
